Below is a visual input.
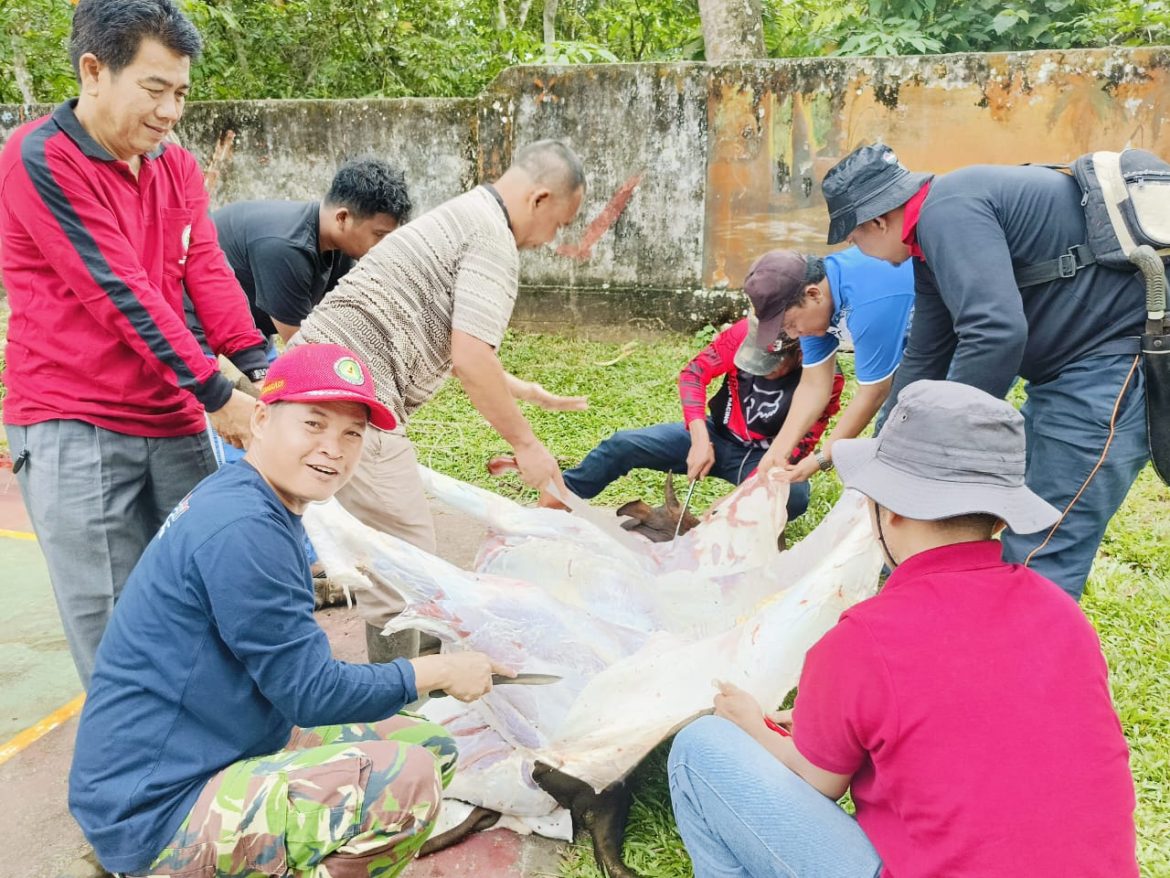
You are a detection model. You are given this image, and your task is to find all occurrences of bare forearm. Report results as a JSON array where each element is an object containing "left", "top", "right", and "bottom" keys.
[
  {"left": 503, "top": 370, "right": 533, "bottom": 401},
  {"left": 771, "top": 379, "right": 831, "bottom": 459},
  {"left": 452, "top": 334, "right": 538, "bottom": 449},
  {"left": 821, "top": 380, "right": 891, "bottom": 454}
]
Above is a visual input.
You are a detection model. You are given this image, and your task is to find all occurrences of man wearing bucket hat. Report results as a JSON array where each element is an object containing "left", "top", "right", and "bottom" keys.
[
  {"left": 559, "top": 315, "right": 844, "bottom": 522},
  {"left": 669, "top": 380, "right": 1138, "bottom": 877},
  {"left": 820, "top": 142, "right": 1150, "bottom": 601},
  {"left": 742, "top": 247, "right": 915, "bottom": 483},
  {"left": 70, "top": 343, "right": 511, "bottom": 878}
]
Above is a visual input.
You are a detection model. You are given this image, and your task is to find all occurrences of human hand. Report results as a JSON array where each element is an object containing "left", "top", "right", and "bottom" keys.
[
  {"left": 713, "top": 680, "right": 767, "bottom": 737},
  {"left": 767, "top": 708, "right": 794, "bottom": 733},
  {"left": 773, "top": 456, "right": 818, "bottom": 484},
  {"left": 686, "top": 435, "right": 715, "bottom": 482},
  {"left": 414, "top": 652, "right": 515, "bottom": 702},
  {"left": 513, "top": 439, "right": 566, "bottom": 497},
  {"left": 207, "top": 388, "right": 256, "bottom": 450}
]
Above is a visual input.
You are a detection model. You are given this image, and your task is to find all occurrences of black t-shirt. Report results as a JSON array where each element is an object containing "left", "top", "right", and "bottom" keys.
[
  {"left": 708, "top": 367, "right": 803, "bottom": 444},
  {"left": 210, "top": 200, "right": 354, "bottom": 338}
]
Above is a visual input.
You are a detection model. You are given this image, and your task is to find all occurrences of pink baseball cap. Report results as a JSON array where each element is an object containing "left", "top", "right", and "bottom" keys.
[{"left": 259, "top": 344, "right": 397, "bottom": 431}]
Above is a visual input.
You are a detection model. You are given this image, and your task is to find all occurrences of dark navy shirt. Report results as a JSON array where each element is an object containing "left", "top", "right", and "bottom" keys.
[
  {"left": 212, "top": 200, "right": 354, "bottom": 337},
  {"left": 69, "top": 462, "right": 416, "bottom": 874},
  {"left": 891, "top": 164, "right": 1146, "bottom": 402}
]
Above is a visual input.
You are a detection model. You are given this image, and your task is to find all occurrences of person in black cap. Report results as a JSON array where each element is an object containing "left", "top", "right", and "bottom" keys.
[
  {"left": 668, "top": 379, "right": 1138, "bottom": 878},
  {"left": 560, "top": 314, "right": 843, "bottom": 523},
  {"left": 819, "top": 142, "right": 1150, "bottom": 601}
]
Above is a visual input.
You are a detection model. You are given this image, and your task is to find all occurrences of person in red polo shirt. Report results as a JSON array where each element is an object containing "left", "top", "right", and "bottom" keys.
[
  {"left": 669, "top": 380, "right": 1138, "bottom": 877},
  {"left": 0, "top": 0, "right": 266, "bottom": 688}
]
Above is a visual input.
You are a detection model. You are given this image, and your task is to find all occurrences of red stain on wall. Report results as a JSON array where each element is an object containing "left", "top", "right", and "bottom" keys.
[{"left": 556, "top": 172, "right": 643, "bottom": 261}]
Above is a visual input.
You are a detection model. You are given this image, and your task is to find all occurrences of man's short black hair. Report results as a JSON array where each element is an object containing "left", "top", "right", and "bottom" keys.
[
  {"left": 325, "top": 158, "right": 413, "bottom": 223},
  {"left": 70, "top": 0, "right": 202, "bottom": 80}
]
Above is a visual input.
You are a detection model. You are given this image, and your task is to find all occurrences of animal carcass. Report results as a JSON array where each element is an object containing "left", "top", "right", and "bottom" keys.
[{"left": 304, "top": 467, "right": 882, "bottom": 847}]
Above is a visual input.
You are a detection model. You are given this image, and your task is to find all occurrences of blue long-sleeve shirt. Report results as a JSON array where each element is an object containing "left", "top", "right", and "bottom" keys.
[
  {"left": 889, "top": 164, "right": 1146, "bottom": 403},
  {"left": 69, "top": 461, "right": 417, "bottom": 874}
]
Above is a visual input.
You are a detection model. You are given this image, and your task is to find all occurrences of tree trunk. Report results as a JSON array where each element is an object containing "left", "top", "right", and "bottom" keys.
[
  {"left": 496, "top": 0, "right": 508, "bottom": 31},
  {"left": 697, "top": 0, "right": 765, "bottom": 62},
  {"left": 11, "top": 43, "right": 35, "bottom": 104},
  {"left": 518, "top": 0, "right": 535, "bottom": 28},
  {"left": 543, "top": 0, "right": 558, "bottom": 56}
]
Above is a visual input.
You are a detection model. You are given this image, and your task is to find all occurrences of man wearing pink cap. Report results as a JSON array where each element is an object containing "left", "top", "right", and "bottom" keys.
[{"left": 70, "top": 344, "right": 510, "bottom": 878}]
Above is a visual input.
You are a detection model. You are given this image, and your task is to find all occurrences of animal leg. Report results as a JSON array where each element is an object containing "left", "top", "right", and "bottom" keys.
[
  {"left": 417, "top": 805, "right": 501, "bottom": 857},
  {"left": 533, "top": 762, "right": 642, "bottom": 878}
]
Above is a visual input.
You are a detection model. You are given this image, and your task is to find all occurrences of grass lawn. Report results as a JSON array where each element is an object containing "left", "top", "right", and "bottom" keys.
[
  {"left": 408, "top": 329, "right": 1170, "bottom": 878},
  {"left": 1, "top": 313, "right": 1166, "bottom": 874}
]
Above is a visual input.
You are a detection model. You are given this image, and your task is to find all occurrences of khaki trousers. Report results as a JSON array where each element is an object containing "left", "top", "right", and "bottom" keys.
[{"left": 335, "top": 427, "right": 437, "bottom": 627}]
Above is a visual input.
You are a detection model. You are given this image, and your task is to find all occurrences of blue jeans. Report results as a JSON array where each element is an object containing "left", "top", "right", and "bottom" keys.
[
  {"left": 562, "top": 419, "right": 811, "bottom": 521},
  {"left": 1002, "top": 353, "right": 1149, "bottom": 600},
  {"left": 669, "top": 716, "right": 882, "bottom": 878}
]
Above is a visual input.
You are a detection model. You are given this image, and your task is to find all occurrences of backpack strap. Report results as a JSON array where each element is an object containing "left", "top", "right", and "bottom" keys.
[{"left": 1014, "top": 243, "right": 1097, "bottom": 289}]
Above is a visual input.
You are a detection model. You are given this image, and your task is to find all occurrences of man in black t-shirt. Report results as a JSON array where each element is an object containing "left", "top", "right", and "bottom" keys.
[{"left": 212, "top": 157, "right": 412, "bottom": 345}]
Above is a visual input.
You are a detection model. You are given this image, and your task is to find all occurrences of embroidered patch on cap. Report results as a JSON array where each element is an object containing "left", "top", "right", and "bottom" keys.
[
  {"left": 334, "top": 357, "right": 364, "bottom": 385},
  {"left": 261, "top": 377, "right": 286, "bottom": 395}
]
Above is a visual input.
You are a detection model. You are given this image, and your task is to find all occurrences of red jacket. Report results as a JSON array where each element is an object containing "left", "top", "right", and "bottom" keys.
[
  {"left": 678, "top": 319, "right": 843, "bottom": 464},
  {"left": 0, "top": 101, "right": 265, "bottom": 437}
]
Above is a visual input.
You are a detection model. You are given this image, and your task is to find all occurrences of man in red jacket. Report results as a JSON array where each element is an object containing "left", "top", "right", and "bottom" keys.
[
  {"left": 0, "top": 0, "right": 267, "bottom": 687},
  {"left": 561, "top": 316, "right": 843, "bottom": 523}
]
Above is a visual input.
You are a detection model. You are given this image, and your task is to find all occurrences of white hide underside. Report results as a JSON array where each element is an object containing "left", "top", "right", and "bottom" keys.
[{"left": 305, "top": 467, "right": 882, "bottom": 820}]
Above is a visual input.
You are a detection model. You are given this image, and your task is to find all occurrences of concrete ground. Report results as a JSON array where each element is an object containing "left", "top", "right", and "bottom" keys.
[{"left": 0, "top": 465, "right": 567, "bottom": 878}]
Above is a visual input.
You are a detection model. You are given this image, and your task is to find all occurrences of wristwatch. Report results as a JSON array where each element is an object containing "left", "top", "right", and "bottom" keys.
[
  {"left": 813, "top": 448, "right": 833, "bottom": 472},
  {"left": 244, "top": 366, "right": 269, "bottom": 383}
]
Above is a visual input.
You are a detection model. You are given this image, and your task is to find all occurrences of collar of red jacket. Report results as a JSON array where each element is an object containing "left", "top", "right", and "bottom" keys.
[{"left": 900, "top": 181, "right": 933, "bottom": 261}]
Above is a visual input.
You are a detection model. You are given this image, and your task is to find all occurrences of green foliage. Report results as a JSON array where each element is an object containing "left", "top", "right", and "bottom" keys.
[
  {"left": 0, "top": 0, "right": 74, "bottom": 104},
  {"left": 1, "top": 0, "right": 1165, "bottom": 106}
]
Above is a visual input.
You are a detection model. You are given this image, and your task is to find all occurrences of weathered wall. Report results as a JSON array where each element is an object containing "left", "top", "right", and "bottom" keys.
[{"left": 2, "top": 47, "right": 1168, "bottom": 331}]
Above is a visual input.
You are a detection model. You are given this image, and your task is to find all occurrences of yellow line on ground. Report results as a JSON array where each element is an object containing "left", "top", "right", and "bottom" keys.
[
  {"left": 0, "top": 694, "right": 85, "bottom": 766},
  {"left": 0, "top": 527, "right": 36, "bottom": 541}
]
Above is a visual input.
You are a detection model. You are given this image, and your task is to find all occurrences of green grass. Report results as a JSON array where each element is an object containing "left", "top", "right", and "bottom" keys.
[{"left": 407, "top": 329, "right": 1170, "bottom": 878}]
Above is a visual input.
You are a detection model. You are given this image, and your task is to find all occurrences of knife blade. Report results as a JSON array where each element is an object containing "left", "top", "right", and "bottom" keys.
[{"left": 427, "top": 672, "right": 562, "bottom": 700}]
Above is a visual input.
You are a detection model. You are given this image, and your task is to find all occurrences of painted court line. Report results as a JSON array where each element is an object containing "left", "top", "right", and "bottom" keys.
[
  {"left": 0, "top": 528, "right": 36, "bottom": 541},
  {"left": 0, "top": 694, "right": 85, "bottom": 767}
]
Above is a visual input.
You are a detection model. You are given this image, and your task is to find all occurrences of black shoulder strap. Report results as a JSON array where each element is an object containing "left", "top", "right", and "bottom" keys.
[{"left": 1014, "top": 243, "right": 1097, "bottom": 289}]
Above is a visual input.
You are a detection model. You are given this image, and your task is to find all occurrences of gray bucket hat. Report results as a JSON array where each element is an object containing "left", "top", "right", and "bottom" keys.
[
  {"left": 822, "top": 142, "right": 933, "bottom": 245},
  {"left": 832, "top": 380, "right": 1059, "bottom": 534},
  {"left": 734, "top": 314, "right": 800, "bottom": 376}
]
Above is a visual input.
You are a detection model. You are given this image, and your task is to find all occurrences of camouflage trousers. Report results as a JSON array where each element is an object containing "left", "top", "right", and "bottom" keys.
[{"left": 127, "top": 714, "right": 457, "bottom": 878}]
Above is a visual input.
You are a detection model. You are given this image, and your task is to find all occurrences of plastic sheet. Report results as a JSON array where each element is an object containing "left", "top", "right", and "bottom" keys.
[{"left": 305, "top": 467, "right": 882, "bottom": 825}]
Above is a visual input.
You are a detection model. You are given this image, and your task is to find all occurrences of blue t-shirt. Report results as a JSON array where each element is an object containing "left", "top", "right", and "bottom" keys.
[
  {"left": 69, "top": 462, "right": 417, "bottom": 874},
  {"left": 799, "top": 246, "right": 916, "bottom": 385}
]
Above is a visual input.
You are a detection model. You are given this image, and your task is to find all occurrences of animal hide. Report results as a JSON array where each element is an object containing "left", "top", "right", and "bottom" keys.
[{"left": 305, "top": 467, "right": 882, "bottom": 829}]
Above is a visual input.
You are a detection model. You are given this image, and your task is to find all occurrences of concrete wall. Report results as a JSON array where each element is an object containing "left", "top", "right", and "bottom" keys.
[{"left": 2, "top": 46, "right": 1168, "bottom": 332}]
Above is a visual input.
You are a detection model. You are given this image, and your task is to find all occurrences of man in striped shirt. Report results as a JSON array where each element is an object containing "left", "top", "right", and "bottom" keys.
[{"left": 294, "top": 140, "right": 586, "bottom": 662}]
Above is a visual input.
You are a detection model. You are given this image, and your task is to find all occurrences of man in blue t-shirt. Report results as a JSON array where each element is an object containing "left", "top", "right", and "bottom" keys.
[
  {"left": 743, "top": 247, "right": 915, "bottom": 481},
  {"left": 69, "top": 344, "right": 511, "bottom": 878}
]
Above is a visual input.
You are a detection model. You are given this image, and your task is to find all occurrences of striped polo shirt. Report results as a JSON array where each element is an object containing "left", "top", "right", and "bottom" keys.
[{"left": 296, "top": 186, "right": 519, "bottom": 424}]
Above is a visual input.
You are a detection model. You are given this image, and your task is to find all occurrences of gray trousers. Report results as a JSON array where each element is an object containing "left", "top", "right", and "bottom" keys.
[{"left": 7, "top": 420, "right": 217, "bottom": 687}]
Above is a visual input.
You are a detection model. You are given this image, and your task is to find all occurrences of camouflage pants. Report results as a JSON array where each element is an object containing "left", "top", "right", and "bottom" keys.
[{"left": 128, "top": 714, "right": 457, "bottom": 878}]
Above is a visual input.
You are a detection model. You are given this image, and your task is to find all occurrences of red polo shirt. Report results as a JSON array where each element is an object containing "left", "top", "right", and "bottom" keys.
[
  {"left": 0, "top": 101, "right": 265, "bottom": 437},
  {"left": 793, "top": 540, "right": 1137, "bottom": 877}
]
